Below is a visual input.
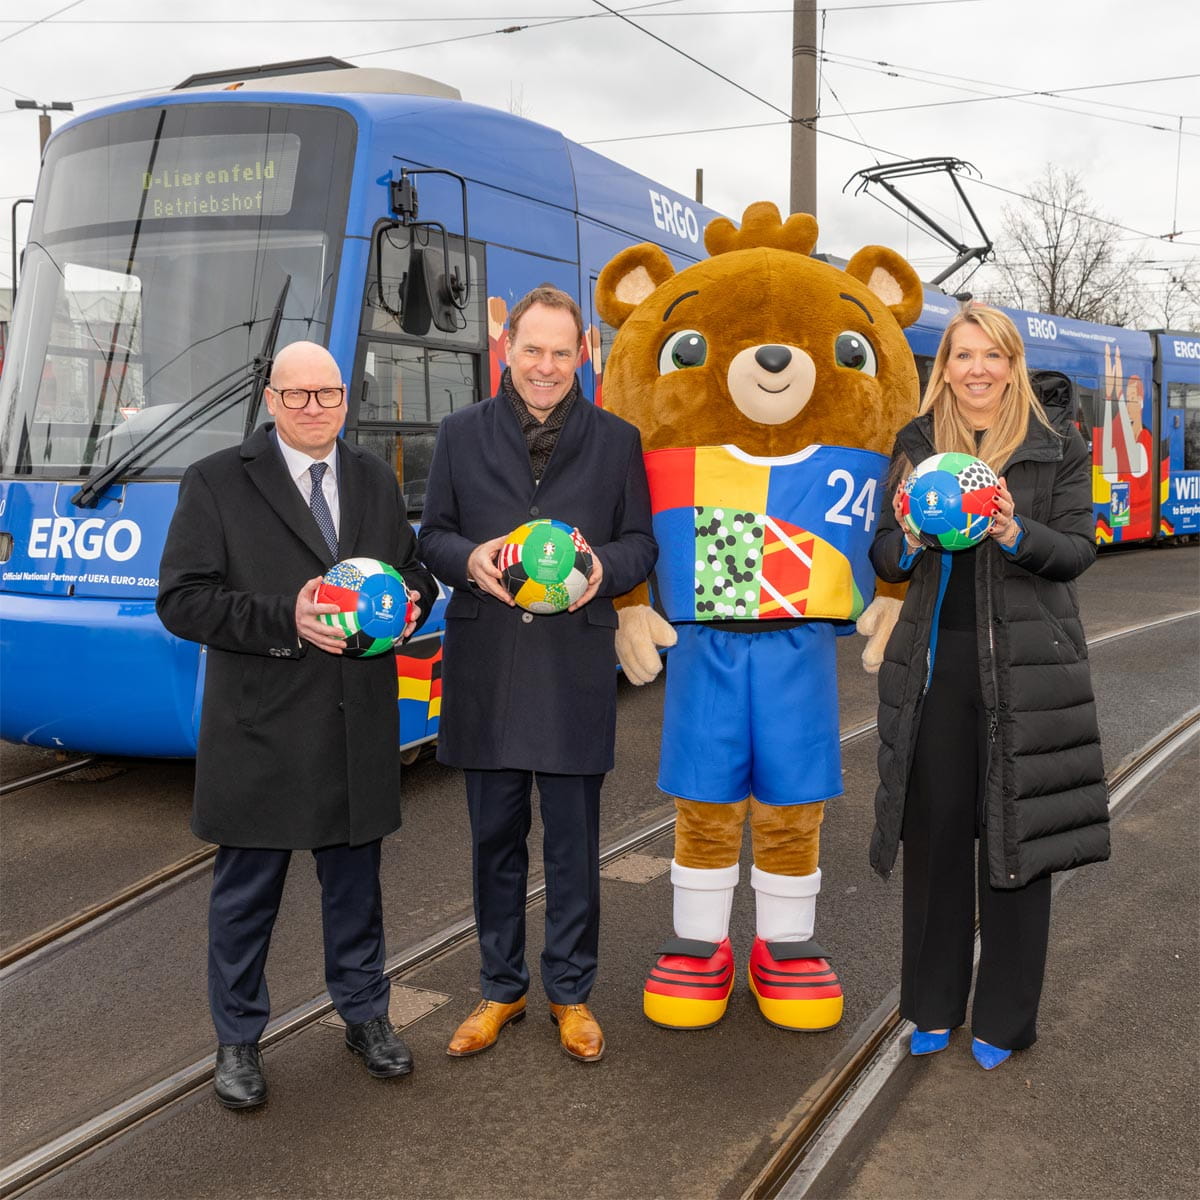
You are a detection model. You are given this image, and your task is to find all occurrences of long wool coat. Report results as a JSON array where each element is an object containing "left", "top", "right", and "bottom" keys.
[
  {"left": 417, "top": 391, "right": 657, "bottom": 775},
  {"left": 871, "top": 410, "right": 1110, "bottom": 888},
  {"left": 157, "top": 424, "right": 438, "bottom": 849}
]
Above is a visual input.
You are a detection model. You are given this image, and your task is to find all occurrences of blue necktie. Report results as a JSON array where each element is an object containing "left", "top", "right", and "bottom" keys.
[{"left": 308, "top": 462, "right": 338, "bottom": 558}]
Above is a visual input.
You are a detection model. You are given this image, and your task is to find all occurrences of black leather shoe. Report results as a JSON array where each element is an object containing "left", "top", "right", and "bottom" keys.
[
  {"left": 345, "top": 1015, "right": 414, "bottom": 1078},
  {"left": 213, "top": 1043, "right": 266, "bottom": 1109}
]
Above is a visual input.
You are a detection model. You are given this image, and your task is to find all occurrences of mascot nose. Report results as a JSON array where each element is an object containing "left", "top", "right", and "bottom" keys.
[{"left": 755, "top": 345, "right": 792, "bottom": 374}]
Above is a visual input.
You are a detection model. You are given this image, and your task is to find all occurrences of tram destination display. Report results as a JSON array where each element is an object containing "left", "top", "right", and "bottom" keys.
[{"left": 43, "top": 131, "right": 301, "bottom": 230}]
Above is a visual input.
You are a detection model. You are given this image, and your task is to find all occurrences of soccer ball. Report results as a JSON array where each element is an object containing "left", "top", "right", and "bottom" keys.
[
  {"left": 900, "top": 453, "right": 999, "bottom": 551},
  {"left": 499, "top": 519, "right": 593, "bottom": 614},
  {"left": 316, "top": 558, "right": 412, "bottom": 657}
]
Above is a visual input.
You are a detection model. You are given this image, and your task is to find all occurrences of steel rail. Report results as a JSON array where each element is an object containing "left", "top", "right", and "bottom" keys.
[
  {"left": 0, "top": 755, "right": 101, "bottom": 797},
  {"left": 0, "top": 846, "right": 217, "bottom": 972}
]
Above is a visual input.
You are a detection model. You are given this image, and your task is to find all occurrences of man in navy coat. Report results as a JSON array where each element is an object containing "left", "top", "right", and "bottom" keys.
[
  {"left": 158, "top": 341, "right": 437, "bottom": 1108},
  {"left": 418, "top": 286, "right": 656, "bottom": 1062}
]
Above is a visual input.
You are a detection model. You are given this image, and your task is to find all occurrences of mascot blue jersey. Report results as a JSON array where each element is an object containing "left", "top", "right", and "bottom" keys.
[{"left": 645, "top": 444, "right": 888, "bottom": 623}]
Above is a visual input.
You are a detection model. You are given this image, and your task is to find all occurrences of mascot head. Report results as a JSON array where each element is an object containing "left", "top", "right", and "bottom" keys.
[{"left": 595, "top": 201, "right": 923, "bottom": 458}]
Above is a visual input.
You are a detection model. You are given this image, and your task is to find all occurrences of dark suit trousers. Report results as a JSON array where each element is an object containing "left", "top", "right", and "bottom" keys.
[
  {"left": 207, "top": 841, "right": 389, "bottom": 1045},
  {"left": 465, "top": 769, "right": 602, "bottom": 1005},
  {"left": 900, "top": 629, "right": 1051, "bottom": 1051}
]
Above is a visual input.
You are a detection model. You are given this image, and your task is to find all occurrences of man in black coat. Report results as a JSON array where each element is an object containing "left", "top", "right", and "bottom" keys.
[
  {"left": 157, "top": 341, "right": 437, "bottom": 1108},
  {"left": 418, "top": 286, "right": 656, "bottom": 1062}
]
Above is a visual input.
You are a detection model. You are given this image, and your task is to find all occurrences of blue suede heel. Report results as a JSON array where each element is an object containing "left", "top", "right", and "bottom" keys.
[
  {"left": 971, "top": 1038, "right": 1012, "bottom": 1070},
  {"left": 910, "top": 1029, "right": 951, "bottom": 1056}
]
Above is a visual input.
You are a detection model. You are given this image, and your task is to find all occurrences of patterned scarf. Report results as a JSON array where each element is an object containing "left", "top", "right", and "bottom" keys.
[{"left": 501, "top": 367, "right": 579, "bottom": 482}]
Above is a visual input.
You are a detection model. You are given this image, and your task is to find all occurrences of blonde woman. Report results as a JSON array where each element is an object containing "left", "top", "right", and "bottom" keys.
[{"left": 870, "top": 306, "right": 1109, "bottom": 1069}]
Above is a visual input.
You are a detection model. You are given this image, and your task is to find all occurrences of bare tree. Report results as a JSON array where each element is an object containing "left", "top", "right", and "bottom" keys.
[
  {"left": 988, "top": 166, "right": 1145, "bottom": 327},
  {"left": 1144, "top": 259, "right": 1200, "bottom": 332}
]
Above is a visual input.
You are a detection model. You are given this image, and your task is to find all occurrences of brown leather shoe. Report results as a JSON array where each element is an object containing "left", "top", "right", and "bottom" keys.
[
  {"left": 446, "top": 997, "right": 526, "bottom": 1057},
  {"left": 548, "top": 1002, "right": 605, "bottom": 1062}
]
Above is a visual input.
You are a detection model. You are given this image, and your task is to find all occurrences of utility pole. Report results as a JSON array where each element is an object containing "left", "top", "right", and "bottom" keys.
[
  {"left": 14, "top": 99, "right": 74, "bottom": 153},
  {"left": 790, "top": 0, "right": 818, "bottom": 218}
]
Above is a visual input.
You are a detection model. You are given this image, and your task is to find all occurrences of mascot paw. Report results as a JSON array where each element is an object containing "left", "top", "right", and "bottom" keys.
[
  {"left": 616, "top": 605, "right": 679, "bottom": 686},
  {"left": 643, "top": 936, "right": 734, "bottom": 1029},
  {"left": 748, "top": 938, "right": 843, "bottom": 1031},
  {"left": 857, "top": 595, "right": 902, "bottom": 676}
]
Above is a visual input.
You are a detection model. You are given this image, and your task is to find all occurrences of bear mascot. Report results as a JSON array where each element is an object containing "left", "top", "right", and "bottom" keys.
[{"left": 594, "top": 201, "right": 923, "bottom": 1031}]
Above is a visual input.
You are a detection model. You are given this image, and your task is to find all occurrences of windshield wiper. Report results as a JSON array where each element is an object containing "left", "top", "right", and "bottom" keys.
[{"left": 71, "top": 277, "right": 292, "bottom": 508}]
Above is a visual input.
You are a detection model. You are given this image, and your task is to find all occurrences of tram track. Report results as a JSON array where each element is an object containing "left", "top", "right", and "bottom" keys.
[
  {"left": 741, "top": 705, "right": 1200, "bottom": 1200},
  {"left": 3, "top": 608, "right": 1194, "bottom": 979},
  {"left": 0, "top": 755, "right": 102, "bottom": 797},
  {"left": 0, "top": 607, "right": 1195, "bottom": 1197}
]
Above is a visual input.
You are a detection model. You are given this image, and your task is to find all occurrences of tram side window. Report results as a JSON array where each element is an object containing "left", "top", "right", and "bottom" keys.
[
  {"left": 1073, "top": 379, "right": 1098, "bottom": 450},
  {"left": 1168, "top": 382, "right": 1200, "bottom": 470}
]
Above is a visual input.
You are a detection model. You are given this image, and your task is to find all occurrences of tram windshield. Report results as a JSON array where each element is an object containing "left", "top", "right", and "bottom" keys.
[{"left": 0, "top": 102, "right": 356, "bottom": 478}]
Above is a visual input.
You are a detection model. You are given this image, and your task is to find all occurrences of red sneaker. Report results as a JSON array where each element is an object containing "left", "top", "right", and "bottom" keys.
[
  {"left": 748, "top": 937, "right": 843, "bottom": 1030},
  {"left": 643, "top": 937, "right": 735, "bottom": 1029}
]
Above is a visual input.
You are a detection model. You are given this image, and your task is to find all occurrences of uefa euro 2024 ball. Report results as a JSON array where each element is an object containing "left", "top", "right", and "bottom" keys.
[
  {"left": 316, "top": 558, "right": 412, "bottom": 657},
  {"left": 499, "top": 519, "right": 593, "bottom": 614},
  {"left": 900, "top": 453, "right": 1000, "bottom": 551}
]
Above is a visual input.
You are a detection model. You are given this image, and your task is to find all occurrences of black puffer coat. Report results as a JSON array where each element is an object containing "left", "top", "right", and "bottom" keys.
[{"left": 871, "top": 410, "right": 1109, "bottom": 889}]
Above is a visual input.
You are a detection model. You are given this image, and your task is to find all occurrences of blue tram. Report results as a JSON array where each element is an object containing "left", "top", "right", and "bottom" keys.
[
  {"left": 0, "top": 64, "right": 720, "bottom": 757},
  {"left": 1, "top": 62, "right": 1197, "bottom": 760}
]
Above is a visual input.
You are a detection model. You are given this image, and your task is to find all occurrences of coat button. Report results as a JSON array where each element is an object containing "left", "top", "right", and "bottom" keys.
[
  {"left": 529, "top": 504, "right": 540, "bottom": 516},
  {"left": 521, "top": 612, "right": 533, "bottom": 624},
  {"left": 338, "top": 701, "right": 344, "bottom": 711}
]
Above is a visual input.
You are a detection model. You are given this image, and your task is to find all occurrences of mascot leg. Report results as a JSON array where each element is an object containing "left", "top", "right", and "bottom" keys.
[
  {"left": 643, "top": 798, "right": 745, "bottom": 1029},
  {"left": 747, "top": 799, "right": 843, "bottom": 1031}
]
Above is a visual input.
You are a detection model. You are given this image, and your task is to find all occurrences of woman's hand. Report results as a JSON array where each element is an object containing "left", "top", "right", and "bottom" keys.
[
  {"left": 893, "top": 487, "right": 923, "bottom": 553},
  {"left": 989, "top": 476, "right": 1021, "bottom": 548}
]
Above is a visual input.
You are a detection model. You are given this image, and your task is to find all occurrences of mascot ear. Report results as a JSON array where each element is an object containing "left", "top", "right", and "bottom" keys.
[
  {"left": 844, "top": 246, "right": 924, "bottom": 330},
  {"left": 596, "top": 243, "right": 677, "bottom": 329}
]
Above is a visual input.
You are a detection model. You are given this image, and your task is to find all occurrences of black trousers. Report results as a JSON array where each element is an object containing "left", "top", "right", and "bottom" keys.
[
  {"left": 900, "top": 629, "right": 1051, "bottom": 1050},
  {"left": 464, "top": 769, "right": 603, "bottom": 1005},
  {"left": 207, "top": 841, "right": 389, "bottom": 1045}
]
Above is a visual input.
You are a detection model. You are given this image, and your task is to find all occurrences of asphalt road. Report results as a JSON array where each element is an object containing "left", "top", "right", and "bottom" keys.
[{"left": 1, "top": 542, "right": 1196, "bottom": 1197}]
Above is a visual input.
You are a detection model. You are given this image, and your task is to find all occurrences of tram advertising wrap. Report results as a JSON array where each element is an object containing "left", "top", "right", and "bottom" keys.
[{"left": 0, "top": 61, "right": 1195, "bottom": 760}]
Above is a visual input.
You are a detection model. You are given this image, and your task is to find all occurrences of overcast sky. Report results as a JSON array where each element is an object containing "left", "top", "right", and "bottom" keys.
[{"left": 1, "top": 0, "right": 1196, "bottom": 321}]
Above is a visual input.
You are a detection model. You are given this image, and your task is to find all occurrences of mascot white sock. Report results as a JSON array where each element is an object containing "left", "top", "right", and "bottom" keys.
[
  {"left": 671, "top": 861, "right": 739, "bottom": 943},
  {"left": 751, "top": 865, "right": 820, "bottom": 942}
]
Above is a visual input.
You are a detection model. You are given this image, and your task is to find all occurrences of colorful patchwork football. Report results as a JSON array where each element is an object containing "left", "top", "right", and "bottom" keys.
[
  {"left": 900, "top": 453, "right": 999, "bottom": 551},
  {"left": 316, "top": 558, "right": 412, "bottom": 657},
  {"left": 499, "top": 519, "right": 593, "bottom": 614}
]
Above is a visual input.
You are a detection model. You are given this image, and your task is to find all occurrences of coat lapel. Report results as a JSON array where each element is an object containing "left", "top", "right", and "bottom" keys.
[
  {"left": 493, "top": 395, "right": 538, "bottom": 494},
  {"left": 242, "top": 425, "right": 336, "bottom": 566}
]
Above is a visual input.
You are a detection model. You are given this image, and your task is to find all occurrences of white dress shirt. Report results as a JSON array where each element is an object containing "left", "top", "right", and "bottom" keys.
[{"left": 274, "top": 434, "right": 340, "bottom": 537}]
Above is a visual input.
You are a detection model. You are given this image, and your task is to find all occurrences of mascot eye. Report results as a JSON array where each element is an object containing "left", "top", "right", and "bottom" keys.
[
  {"left": 835, "top": 331, "right": 878, "bottom": 376},
  {"left": 658, "top": 330, "right": 708, "bottom": 374}
]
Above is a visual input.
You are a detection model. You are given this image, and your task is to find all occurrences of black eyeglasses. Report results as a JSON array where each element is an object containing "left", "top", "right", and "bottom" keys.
[{"left": 271, "top": 386, "right": 346, "bottom": 409}]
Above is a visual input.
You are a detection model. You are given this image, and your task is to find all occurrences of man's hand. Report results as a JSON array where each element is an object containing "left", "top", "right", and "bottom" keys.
[
  {"left": 567, "top": 555, "right": 604, "bottom": 612},
  {"left": 466, "top": 535, "right": 514, "bottom": 605},
  {"left": 295, "top": 576, "right": 346, "bottom": 655},
  {"left": 401, "top": 589, "right": 423, "bottom": 641}
]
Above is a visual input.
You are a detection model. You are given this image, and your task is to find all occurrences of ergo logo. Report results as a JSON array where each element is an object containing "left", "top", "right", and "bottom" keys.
[{"left": 27, "top": 517, "right": 143, "bottom": 561}]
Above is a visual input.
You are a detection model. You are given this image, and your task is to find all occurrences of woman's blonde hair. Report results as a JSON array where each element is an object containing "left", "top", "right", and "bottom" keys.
[{"left": 917, "top": 305, "right": 1056, "bottom": 475}]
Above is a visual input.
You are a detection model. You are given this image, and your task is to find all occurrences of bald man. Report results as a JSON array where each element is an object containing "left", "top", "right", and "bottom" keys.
[{"left": 158, "top": 342, "right": 438, "bottom": 1109}]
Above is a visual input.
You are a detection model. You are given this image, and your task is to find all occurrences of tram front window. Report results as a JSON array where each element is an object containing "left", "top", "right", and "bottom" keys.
[{"left": 0, "top": 103, "right": 355, "bottom": 479}]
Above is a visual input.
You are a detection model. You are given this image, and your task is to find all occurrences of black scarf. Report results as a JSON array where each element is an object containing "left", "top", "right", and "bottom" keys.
[{"left": 501, "top": 367, "right": 580, "bottom": 481}]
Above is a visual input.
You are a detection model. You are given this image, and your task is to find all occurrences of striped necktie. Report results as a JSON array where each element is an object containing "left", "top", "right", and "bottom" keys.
[{"left": 308, "top": 462, "right": 338, "bottom": 558}]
